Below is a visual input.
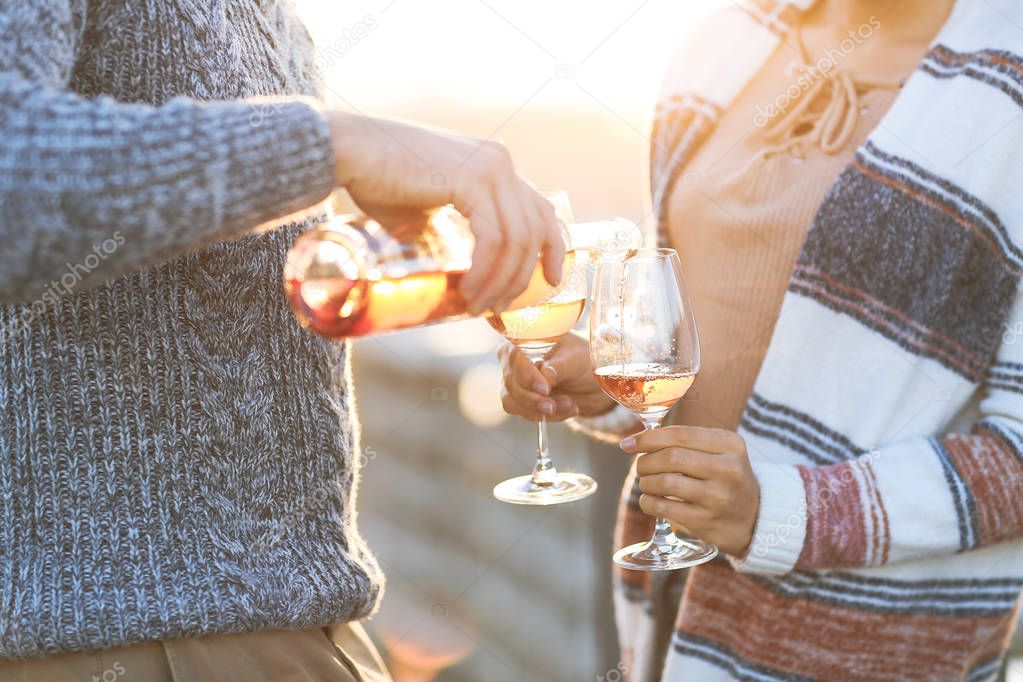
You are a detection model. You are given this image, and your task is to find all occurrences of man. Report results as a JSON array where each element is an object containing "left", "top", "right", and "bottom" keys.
[{"left": 0, "top": 1, "right": 562, "bottom": 679}]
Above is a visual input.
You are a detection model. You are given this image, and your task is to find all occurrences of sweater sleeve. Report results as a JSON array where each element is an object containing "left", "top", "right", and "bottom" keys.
[
  {"left": 0, "top": 0, "right": 337, "bottom": 303},
  {"left": 733, "top": 287, "right": 1023, "bottom": 575}
]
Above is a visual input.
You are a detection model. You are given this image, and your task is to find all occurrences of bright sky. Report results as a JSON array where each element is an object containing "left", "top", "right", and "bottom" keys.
[{"left": 294, "top": 0, "right": 711, "bottom": 118}]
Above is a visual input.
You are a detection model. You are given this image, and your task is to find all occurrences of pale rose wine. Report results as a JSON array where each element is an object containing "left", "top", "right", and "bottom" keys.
[
  {"left": 594, "top": 363, "right": 696, "bottom": 413},
  {"left": 487, "top": 297, "right": 585, "bottom": 348}
]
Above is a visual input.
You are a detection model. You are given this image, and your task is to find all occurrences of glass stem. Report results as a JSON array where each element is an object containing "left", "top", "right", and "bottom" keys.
[
  {"left": 529, "top": 355, "right": 557, "bottom": 487},
  {"left": 649, "top": 516, "right": 677, "bottom": 548},
  {"left": 638, "top": 411, "right": 676, "bottom": 545},
  {"left": 532, "top": 414, "right": 556, "bottom": 486}
]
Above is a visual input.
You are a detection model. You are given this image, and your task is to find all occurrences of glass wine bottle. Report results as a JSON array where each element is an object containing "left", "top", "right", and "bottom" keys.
[{"left": 284, "top": 206, "right": 640, "bottom": 340}]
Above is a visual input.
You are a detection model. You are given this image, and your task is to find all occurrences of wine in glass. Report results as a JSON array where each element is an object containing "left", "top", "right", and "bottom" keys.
[
  {"left": 487, "top": 189, "right": 598, "bottom": 505},
  {"left": 590, "top": 248, "right": 718, "bottom": 570}
]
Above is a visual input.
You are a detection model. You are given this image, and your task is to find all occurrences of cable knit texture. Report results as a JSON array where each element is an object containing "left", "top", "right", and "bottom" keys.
[{"left": 0, "top": 0, "right": 382, "bottom": 659}]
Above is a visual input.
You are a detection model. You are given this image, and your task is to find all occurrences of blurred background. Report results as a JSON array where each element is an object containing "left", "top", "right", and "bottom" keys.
[{"left": 291, "top": 1, "right": 1023, "bottom": 681}]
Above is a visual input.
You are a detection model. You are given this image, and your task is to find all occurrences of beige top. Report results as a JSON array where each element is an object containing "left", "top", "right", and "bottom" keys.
[{"left": 667, "top": 26, "right": 926, "bottom": 430}]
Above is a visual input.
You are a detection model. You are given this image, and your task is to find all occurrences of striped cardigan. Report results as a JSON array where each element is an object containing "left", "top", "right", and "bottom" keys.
[{"left": 610, "top": 1, "right": 1023, "bottom": 680}]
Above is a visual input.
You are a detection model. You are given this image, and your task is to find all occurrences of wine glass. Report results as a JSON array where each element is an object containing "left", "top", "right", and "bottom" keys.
[
  {"left": 589, "top": 248, "right": 718, "bottom": 570},
  {"left": 487, "top": 189, "right": 598, "bottom": 505}
]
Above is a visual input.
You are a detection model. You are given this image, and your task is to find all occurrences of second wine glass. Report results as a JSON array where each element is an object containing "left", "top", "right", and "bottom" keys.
[
  {"left": 590, "top": 248, "right": 718, "bottom": 570},
  {"left": 487, "top": 189, "right": 597, "bottom": 505}
]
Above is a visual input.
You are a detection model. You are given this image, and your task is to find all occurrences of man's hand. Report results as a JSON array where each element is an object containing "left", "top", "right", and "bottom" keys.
[
  {"left": 328, "top": 111, "right": 564, "bottom": 314},
  {"left": 498, "top": 333, "right": 615, "bottom": 421},
  {"left": 621, "top": 426, "right": 760, "bottom": 557}
]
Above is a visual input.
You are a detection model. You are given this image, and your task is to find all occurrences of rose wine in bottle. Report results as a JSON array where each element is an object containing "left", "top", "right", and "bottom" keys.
[
  {"left": 287, "top": 270, "right": 469, "bottom": 339},
  {"left": 284, "top": 207, "right": 640, "bottom": 340}
]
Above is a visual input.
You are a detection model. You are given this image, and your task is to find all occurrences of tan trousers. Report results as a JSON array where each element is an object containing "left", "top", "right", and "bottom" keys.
[{"left": 0, "top": 623, "right": 390, "bottom": 682}]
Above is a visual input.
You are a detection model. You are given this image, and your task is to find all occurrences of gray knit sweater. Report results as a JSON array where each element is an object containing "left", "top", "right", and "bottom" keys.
[{"left": 0, "top": 0, "right": 382, "bottom": 659}]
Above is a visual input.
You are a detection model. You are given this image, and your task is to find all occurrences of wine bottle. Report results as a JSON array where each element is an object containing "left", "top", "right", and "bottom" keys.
[{"left": 284, "top": 206, "right": 640, "bottom": 339}]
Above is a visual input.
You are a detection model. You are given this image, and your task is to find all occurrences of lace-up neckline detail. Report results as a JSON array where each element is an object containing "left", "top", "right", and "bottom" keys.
[
  {"left": 760, "top": 27, "right": 902, "bottom": 160},
  {"left": 662, "top": 14, "right": 924, "bottom": 434}
]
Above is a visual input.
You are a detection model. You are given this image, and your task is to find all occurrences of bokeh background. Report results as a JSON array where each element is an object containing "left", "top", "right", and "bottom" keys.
[{"left": 291, "top": 1, "right": 1023, "bottom": 681}]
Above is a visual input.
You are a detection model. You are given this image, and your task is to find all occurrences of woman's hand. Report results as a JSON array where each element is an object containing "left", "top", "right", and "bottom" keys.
[
  {"left": 622, "top": 426, "right": 760, "bottom": 557},
  {"left": 498, "top": 333, "right": 615, "bottom": 421},
  {"left": 328, "top": 111, "right": 564, "bottom": 315}
]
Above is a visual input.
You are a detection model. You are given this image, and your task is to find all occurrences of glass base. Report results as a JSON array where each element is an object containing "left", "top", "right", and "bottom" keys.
[
  {"left": 492, "top": 472, "right": 597, "bottom": 506},
  {"left": 613, "top": 536, "right": 718, "bottom": 571}
]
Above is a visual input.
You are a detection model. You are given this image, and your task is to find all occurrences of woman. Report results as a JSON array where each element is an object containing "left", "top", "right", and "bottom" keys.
[
  {"left": 501, "top": 0, "right": 1023, "bottom": 679},
  {"left": 0, "top": 1, "right": 563, "bottom": 680}
]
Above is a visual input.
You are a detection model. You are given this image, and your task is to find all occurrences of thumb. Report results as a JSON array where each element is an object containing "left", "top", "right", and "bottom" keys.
[
  {"left": 538, "top": 361, "right": 558, "bottom": 389},
  {"left": 542, "top": 335, "right": 589, "bottom": 386}
]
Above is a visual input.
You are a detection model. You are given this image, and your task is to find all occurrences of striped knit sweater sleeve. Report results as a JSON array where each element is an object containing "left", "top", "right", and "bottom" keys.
[
  {"left": 734, "top": 3, "right": 1023, "bottom": 575},
  {"left": 0, "top": 0, "right": 336, "bottom": 304},
  {"left": 738, "top": 284, "right": 1023, "bottom": 575}
]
